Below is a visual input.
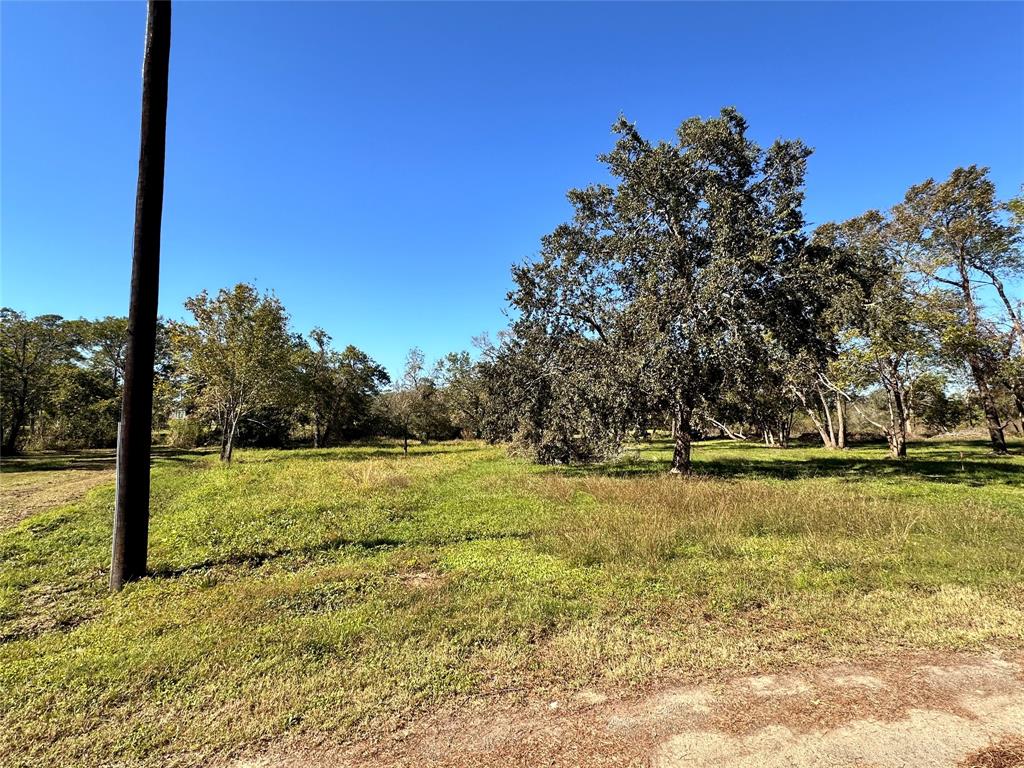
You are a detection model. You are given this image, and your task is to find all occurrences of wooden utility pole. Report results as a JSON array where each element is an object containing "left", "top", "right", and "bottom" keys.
[{"left": 111, "top": 0, "right": 171, "bottom": 592}]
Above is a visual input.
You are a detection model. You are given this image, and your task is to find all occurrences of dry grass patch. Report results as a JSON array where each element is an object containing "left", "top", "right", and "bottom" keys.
[
  {"left": 962, "top": 736, "right": 1024, "bottom": 768},
  {"left": 0, "top": 468, "right": 114, "bottom": 528},
  {"left": 534, "top": 474, "right": 1024, "bottom": 578}
]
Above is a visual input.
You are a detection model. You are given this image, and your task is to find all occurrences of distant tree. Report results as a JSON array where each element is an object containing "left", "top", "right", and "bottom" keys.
[
  {"left": 53, "top": 317, "right": 172, "bottom": 447},
  {"left": 0, "top": 310, "right": 78, "bottom": 454},
  {"left": 434, "top": 350, "right": 487, "bottom": 438},
  {"left": 911, "top": 372, "right": 969, "bottom": 434},
  {"left": 170, "top": 284, "right": 301, "bottom": 463},
  {"left": 894, "top": 166, "right": 1021, "bottom": 453},
  {"left": 303, "top": 328, "right": 333, "bottom": 447},
  {"left": 725, "top": 336, "right": 797, "bottom": 447},
  {"left": 818, "top": 212, "right": 938, "bottom": 457},
  {"left": 384, "top": 348, "right": 457, "bottom": 453},
  {"left": 302, "top": 328, "right": 389, "bottom": 446},
  {"left": 844, "top": 283, "right": 934, "bottom": 459},
  {"left": 787, "top": 350, "right": 850, "bottom": 450},
  {"left": 386, "top": 348, "right": 426, "bottom": 455},
  {"left": 0, "top": 312, "right": 176, "bottom": 451},
  {"left": 71, "top": 316, "right": 129, "bottom": 392}
]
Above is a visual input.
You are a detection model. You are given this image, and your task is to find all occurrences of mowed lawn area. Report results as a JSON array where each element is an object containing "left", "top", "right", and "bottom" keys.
[{"left": 1, "top": 438, "right": 1022, "bottom": 767}]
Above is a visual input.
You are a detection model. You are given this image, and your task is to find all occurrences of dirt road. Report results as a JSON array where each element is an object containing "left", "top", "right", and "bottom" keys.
[{"left": 234, "top": 652, "right": 1024, "bottom": 768}]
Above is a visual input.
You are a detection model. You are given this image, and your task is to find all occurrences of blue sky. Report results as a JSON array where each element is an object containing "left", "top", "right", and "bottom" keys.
[{"left": 2, "top": 1, "right": 1023, "bottom": 377}]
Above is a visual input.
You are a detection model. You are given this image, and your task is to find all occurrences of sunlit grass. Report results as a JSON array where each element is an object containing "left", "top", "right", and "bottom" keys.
[{"left": 0, "top": 437, "right": 1021, "bottom": 767}]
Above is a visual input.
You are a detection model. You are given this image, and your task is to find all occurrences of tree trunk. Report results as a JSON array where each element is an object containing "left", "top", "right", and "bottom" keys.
[
  {"left": 219, "top": 413, "right": 230, "bottom": 459},
  {"left": 110, "top": 0, "right": 171, "bottom": 593},
  {"left": 889, "top": 396, "right": 907, "bottom": 458},
  {"left": 958, "top": 260, "right": 1007, "bottom": 455},
  {"left": 222, "top": 417, "right": 237, "bottom": 463},
  {"left": 806, "top": 406, "right": 834, "bottom": 449},
  {"left": 1014, "top": 390, "right": 1024, "bottom": 435},
  {"left": 669, "top": 403, "right": 692, "bottom": 474},
  {"left": 3, "top": 418, "right": 21, "bottom": 455},
  {"left": 794, "top": 388, "right": 834, "bottom": 449},
  {"left": 818, "top": 387, "right": 838, "bottom": 448},
  {"left": 968, "top": 356, "right": 1008, "bottom": 454},
  {"left": 3, "top": 406, "right": 23, "bottom": 456},
  {"left": 776, "top": 417, "right": 790, "bottom": 448},
  {"left": 888, "top": 430, "right": 907, "bottom": 459},
  {"left": 886, "top": 380, "right": 909, "bottom": 460},
  {"left": 708, "top": 418, "right": 746, "bottom": 441},
  {"left": 835, "top": 396, "right": 847, "bottom": 449}
]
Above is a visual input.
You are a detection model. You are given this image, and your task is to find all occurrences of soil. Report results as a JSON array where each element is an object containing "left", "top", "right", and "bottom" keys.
[
  {"left": 230, "top": 651, "right": 1024, "bottom": 768},
  {"left": 0, "top": 466, "right": 114, "bottom": 528}
]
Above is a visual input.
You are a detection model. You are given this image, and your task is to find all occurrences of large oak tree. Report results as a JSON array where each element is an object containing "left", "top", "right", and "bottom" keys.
[{"left": 503, "top": 109, "right": 830, "bottom": 473}]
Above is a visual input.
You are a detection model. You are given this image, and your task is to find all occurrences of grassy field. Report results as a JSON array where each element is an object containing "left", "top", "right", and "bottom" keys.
[{"left": 1, "top": 438, "right": 1022, "bottom": 767}]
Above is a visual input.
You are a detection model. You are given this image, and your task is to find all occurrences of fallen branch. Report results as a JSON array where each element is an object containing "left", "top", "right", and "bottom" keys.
[{"left": 706, "top": 417, "right": 748, "bottom": 440}]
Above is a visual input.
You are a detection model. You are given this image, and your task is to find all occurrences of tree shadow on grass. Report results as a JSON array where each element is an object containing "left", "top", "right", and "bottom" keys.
[
  {"left": 147, "top": 528, "right": 530, "bottom": 581},
  {"left": 556, "top": 439, "right": 1023, "bottom": 487},
  {"left": 1, "top": 442, "right": 483, "bottom": 473},
  {"left": 238, "top": 442, "right": 488, "bottom": 464},
  {"left": 0, "top": 447, "right": 205, "bottom": 474}
]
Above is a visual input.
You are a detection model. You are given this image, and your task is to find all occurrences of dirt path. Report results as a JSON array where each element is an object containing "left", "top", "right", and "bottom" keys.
[
  {"left": 0, "top": 467, "right": 114, "bottom": 528},
  {"left": 235, "top": 652, "right": 1024, "bottom": 768}
]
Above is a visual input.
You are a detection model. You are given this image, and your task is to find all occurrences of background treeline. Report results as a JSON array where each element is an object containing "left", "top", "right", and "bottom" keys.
[
  {"left": 0, "top": 285, "right": 484, "bottom": 460},
  {"left": 2, "top": 109, "right": 1021, "bottom": 467}
]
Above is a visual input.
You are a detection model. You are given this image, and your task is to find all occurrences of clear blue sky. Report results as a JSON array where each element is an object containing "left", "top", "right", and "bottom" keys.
[{"left": 2, "top": 2, "right": 1023, "bottom": 377}]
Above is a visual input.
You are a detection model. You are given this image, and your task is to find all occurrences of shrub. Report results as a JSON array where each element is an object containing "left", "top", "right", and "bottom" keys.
[{"left": 167, "top": 418, "right": 207, "bottom": 448}]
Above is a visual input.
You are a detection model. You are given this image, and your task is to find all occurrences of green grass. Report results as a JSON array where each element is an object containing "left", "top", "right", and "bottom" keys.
[{"left": 1, "top": 438, "right": 1022, "bottom": 767}]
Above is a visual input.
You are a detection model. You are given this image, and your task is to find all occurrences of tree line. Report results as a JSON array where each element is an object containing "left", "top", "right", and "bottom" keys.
[
  {"left": 2, "top": 109, "right": 1021, "bottom": 470},
  {"left": 0, "top": 285, "right": 481, "bottom": 461}
]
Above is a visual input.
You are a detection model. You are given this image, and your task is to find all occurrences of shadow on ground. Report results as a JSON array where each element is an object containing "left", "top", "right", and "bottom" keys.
[
  {"left": 147, "top": 527, "right": 530, "bottom": 580},
  {"left": 557, "top": 439, "right": 1023, "bottom": 487},
  {"left": 247, "top": 442, "right": 488, "bottom": 464},
  {"left": 0, "top": 447, "right": 209, "bottom": 474}
]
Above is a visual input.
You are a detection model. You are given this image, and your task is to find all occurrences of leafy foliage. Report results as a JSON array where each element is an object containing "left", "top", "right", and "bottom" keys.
[
  {"left": 301, "top": 328, "right": 390, "bottom": 446},
  {"left": 494, "top": 109, "right": 837, "bottom": 470},
  {"left": 170, "top": 284, "right": 303, "bottom": 462}
]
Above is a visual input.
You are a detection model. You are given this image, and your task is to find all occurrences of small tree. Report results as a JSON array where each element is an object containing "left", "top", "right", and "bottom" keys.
[
  {"left": 386, "top": 348, "right": 426, "bottom": 455},
  {"left": 384, "top": 348, "right": 457, "bottom": 453},
  {"left": 170, "top": 284, "right": 300, "bottom": 462}
]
